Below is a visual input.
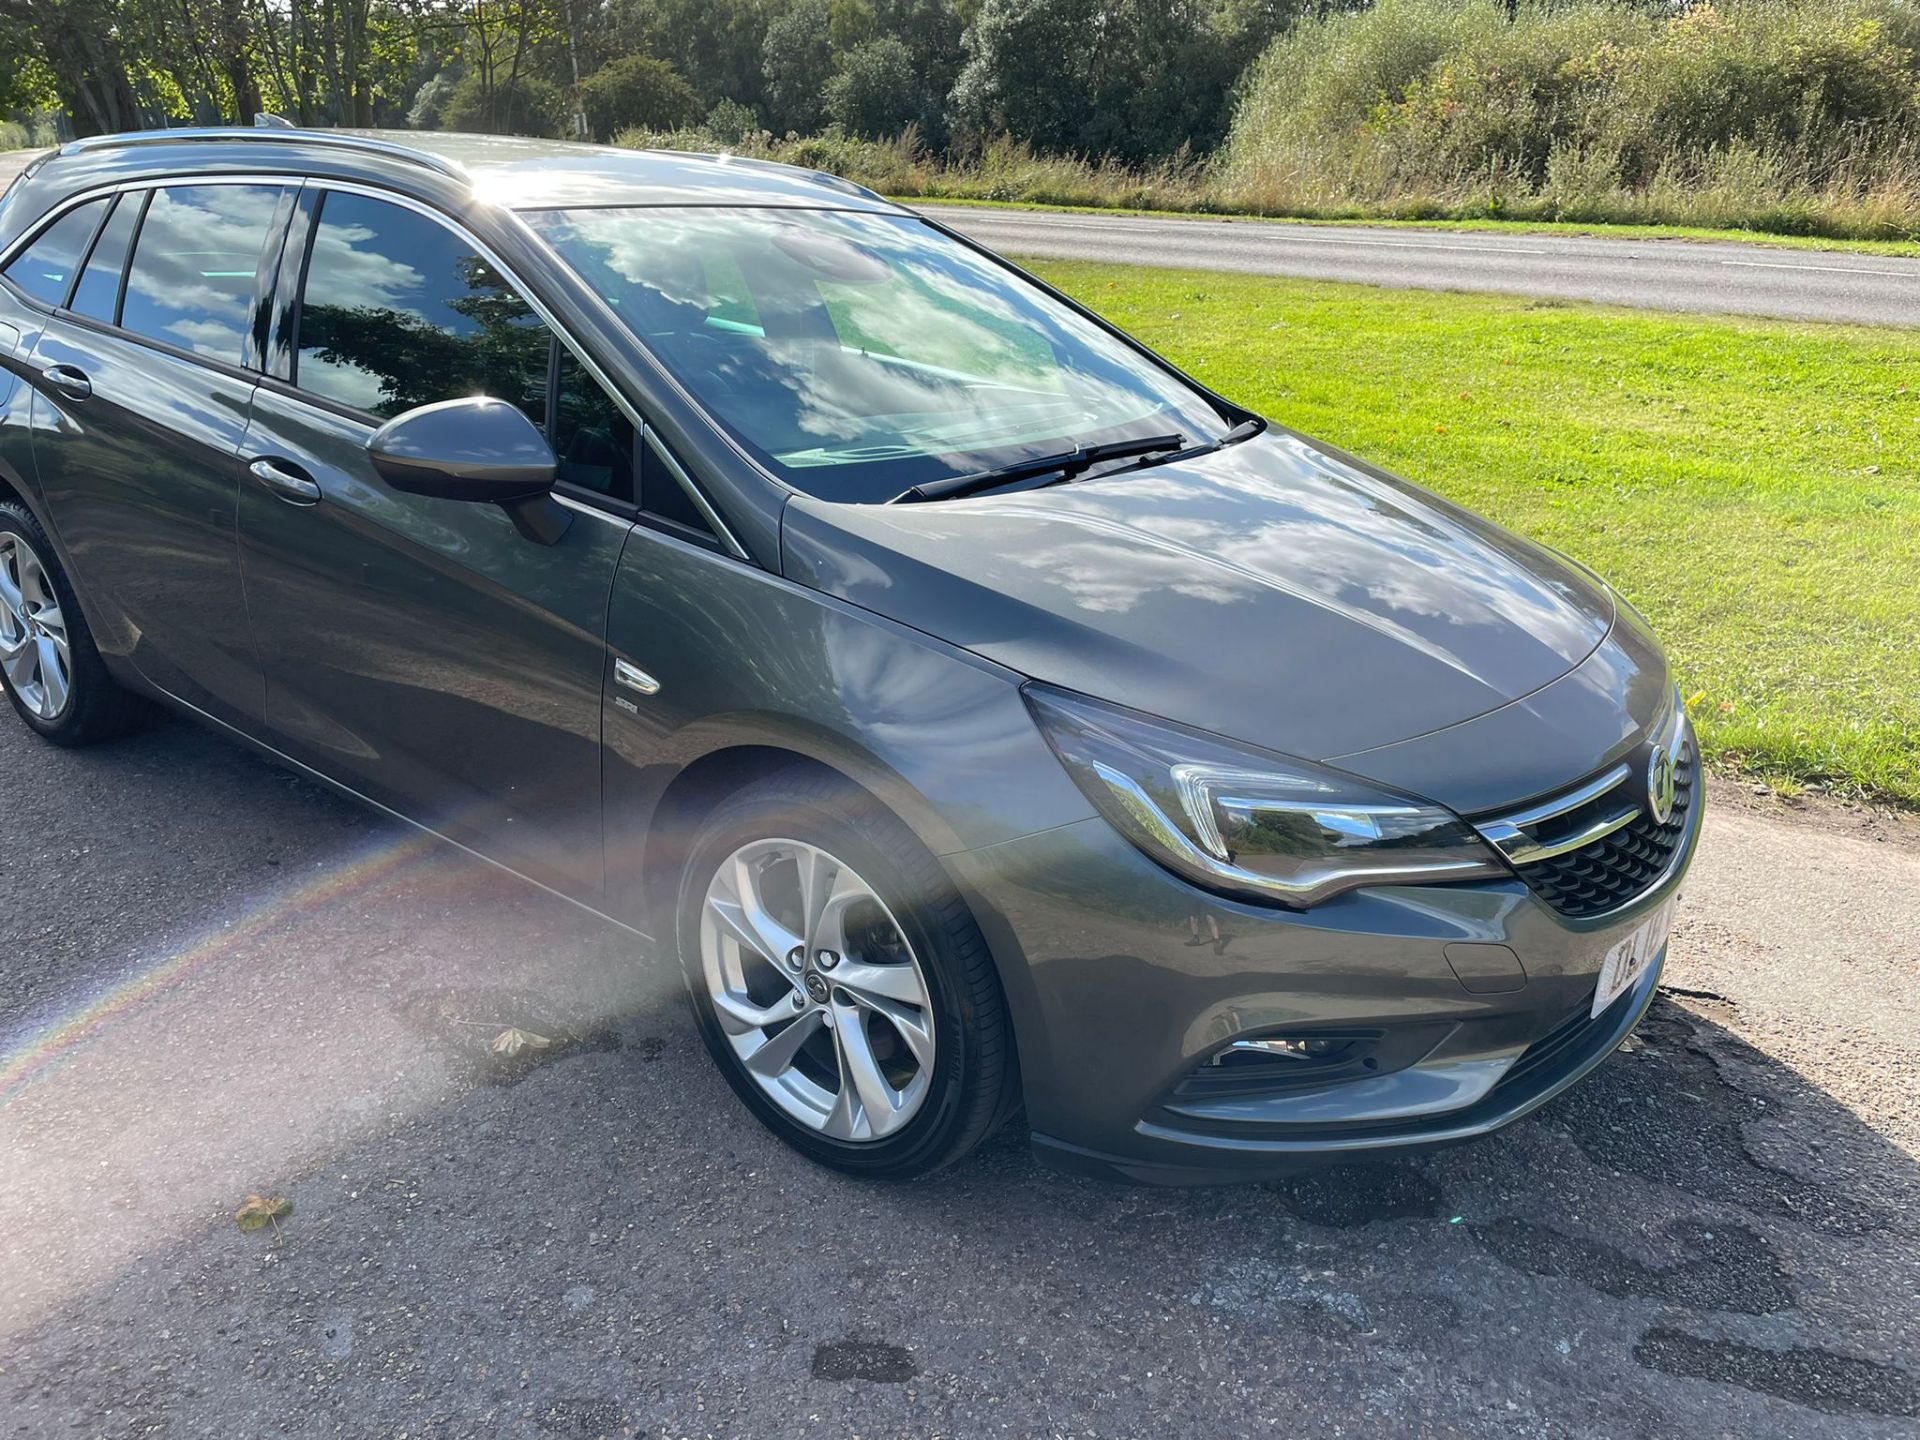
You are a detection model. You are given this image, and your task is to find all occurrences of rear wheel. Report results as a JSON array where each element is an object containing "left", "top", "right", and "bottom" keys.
[
  {"left": 675, "top": 771, "right": 1017, "bottom": 1179},
  {"left": 0, "top": 499, "right": 151, "bottom": 745}
]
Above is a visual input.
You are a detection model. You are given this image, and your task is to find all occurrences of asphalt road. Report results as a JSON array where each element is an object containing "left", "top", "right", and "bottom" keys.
[
  {"left": 916, "top": 204, "right": 1920, "bottom": 327},
  {"left": 2, "top": 712, "right": 1917, "bottom": 1438}
]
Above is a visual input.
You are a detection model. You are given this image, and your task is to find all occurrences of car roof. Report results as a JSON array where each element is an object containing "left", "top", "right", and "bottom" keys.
[
  {"left": 12, "top": 126, "right": 903, "bottom": 219},
  {"left": 339, "top": 129, "right": 900, "bottom": 211}
]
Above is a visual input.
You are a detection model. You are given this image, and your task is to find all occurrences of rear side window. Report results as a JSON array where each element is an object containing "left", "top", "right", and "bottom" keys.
[
  {"left": 69, "top": 192, "right": 143, "bottom": 323},
  {"left": 120, "top": 184, "right": 285, "bottom": 362},
  {"left": 294, "top": 191, "right": 549, "bottom": 423},
  {"left": 1, "top": 198, "right": 108, "bottom": 306}
]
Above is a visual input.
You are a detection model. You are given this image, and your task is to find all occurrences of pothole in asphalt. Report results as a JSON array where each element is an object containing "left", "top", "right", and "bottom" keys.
[
  {"left": 1472, "top": 1217, "right": 1792, "bottom": 1314},
  {"left": 1634, "top": 1327, "right": 1919, "bottom": 1418},
  {"left": 1267, "top": 1162, "right": 1442, "bottom": 1228},
  {"left": 389, "top": 988, "right": 624, "bottom": 1089},
  {"left": 1190, "top": 1257, "right": 1372, "bottom": 1332},
  {"left": 533, "top": 1395, "right": 627, "bottom": 1436},
  {"left": 811, "top": 1339, "right": 918, "bottom": 1383},
  {"left": 1544, "top": 1002, "right": 1900, "bottom": 1238}
]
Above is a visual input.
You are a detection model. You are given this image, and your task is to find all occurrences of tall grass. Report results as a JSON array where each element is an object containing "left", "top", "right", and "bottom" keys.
[
  {"left": 614, "top": 126, "right": 1217, "bottom": 212},
  {"left": 622, "top": 0, "right": 1920, "bottom": 242},
  {"left": 1218, "top": 0, "right": 1920, "bottom": 238}
]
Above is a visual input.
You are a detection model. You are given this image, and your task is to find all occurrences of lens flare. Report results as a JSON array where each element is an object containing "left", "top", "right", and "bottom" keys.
[{"left": 0, "top": 828, "right": 442, "bottom": 1107}]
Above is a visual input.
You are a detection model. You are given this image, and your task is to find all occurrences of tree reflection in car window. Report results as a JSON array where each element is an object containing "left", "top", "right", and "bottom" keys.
[{"left": 296, "top": 192, "right": 549, "bottom": 424}]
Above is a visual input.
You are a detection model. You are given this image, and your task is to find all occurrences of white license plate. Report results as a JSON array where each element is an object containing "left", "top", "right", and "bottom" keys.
[{"left": 1592, "top": 898, "right": 1674, "bottom": 1017}]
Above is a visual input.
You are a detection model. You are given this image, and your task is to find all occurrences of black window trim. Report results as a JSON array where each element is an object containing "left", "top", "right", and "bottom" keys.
[{"left": 101, "top": 189, "right": 152, "bottom": 328}]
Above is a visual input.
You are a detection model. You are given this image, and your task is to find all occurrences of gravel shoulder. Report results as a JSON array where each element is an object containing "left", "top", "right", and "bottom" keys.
[{"left": 2, "top": 714, "right": 1916, "bottom": 1438}]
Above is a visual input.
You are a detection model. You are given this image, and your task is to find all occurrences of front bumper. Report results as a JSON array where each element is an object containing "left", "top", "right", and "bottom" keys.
[{"left": 946, "top": 772, "right": 1703, "bottom": 1185}]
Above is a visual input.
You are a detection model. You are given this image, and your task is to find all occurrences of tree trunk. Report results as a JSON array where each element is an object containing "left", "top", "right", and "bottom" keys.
[
  {"left": 0, "top": 0, "right": 144, "bottom": 136},
  {"left": 219, "top": 0, "right": 263, "bottom": 121}
]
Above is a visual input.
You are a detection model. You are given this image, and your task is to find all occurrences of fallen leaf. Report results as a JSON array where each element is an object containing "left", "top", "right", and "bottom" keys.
[
  {"left": 235, "top": 1194, "right": 292, "bottom": 1232},
  {"left": 491, "top": 1027, "right": 553, "bottom": 1057}
]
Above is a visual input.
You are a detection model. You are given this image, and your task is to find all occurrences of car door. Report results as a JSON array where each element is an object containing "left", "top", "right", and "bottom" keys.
[
  {"left": 236, "top": 184, "right": 632, "bottom": 898},
  {"left": 9, "top": 181, "right": 291, "bottom": 725}
]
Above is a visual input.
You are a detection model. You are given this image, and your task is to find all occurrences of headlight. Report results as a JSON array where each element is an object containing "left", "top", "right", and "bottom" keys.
[{"left": 1025, "top": 684, "right": 1510, "bottom": 909}]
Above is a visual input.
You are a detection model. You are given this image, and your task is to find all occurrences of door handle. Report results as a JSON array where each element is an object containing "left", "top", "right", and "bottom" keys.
[
  {"left": 248, "top": 457, "right": 322, "bottom": 506},
  {"left": 41, "top": 364, "right": 91, "bottom": 401}
]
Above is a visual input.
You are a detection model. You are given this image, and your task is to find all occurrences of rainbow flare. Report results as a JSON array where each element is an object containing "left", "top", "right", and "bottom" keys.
[{"left": 0, "top": 827, "right": 442, "bottom": 1107}]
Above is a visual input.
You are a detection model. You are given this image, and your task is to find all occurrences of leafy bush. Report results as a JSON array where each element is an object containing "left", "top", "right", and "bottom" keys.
[
  {"left": 580, "top": 54, "right": 702, "bottom": 142},
  {"left": 442, "top": 72, "right": 571, "bottom": 139},
  {"left": 824, "top": 37, "right": 918, "bottom": 138},
  {"left": 705, "top": 98, "right": 761, "bottom": 147},
  {"left": 951, "top": 0, "right": 1240, "bottom": 164}
]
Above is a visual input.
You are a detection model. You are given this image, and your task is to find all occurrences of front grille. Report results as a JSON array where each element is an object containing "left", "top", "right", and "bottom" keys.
[
  {"left": 1473, "top": 707, "right": 1695, "bottom": 920},
  {"left": 1520, "top": 750, "right": 1692, "bottom": 916}
]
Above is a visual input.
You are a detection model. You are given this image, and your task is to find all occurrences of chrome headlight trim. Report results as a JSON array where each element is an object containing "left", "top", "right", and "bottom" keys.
[{"left": 1025, "top": 684, "right": 1510, "bottom": 909}]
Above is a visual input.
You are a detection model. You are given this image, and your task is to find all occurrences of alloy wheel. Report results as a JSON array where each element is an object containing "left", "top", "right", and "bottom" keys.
[
  {"left": 0, "top": 533, "right": 71, "bottom": 721},
  {"left": 699, "top": 838, "right": 936, "bottom": 1141}
]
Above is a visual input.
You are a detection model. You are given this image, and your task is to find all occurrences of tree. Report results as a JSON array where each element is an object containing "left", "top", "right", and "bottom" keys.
[
  {"left": 824, "top": 35, "right": 916, "bottom": 138},
  {"left": 580, "top": 52, "right": 701, "bottom": 139},
  {"left": 951, "top": 0, "right": 1238, "bottom": 162},
  {"left": 617, "top": 0, "right": 778, "bottom": 115},
  {"left": 443, "top": 69, "right": 569, "bottom": 135},
  {"left": 870, "top": 0, "right": 963, "bottom": 143},
  {"left": 0, "top": 0, "right": 143, "bottom": 135},
  {"left": 706, "top": 97, "right": 759, "bottom": 144},
  {"left": 762, "top": 0, "right": 832, "bottom": 134}
]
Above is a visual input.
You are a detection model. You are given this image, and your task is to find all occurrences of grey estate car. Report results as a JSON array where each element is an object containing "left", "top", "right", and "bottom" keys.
[{"left": 0, "top": 129, "right": 1700, "bottom": 1183}]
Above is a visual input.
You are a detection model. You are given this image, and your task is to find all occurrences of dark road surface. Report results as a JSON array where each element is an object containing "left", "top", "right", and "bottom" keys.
[{"left": 3, "top": 713, "right": 1917, "bottom": 1437}]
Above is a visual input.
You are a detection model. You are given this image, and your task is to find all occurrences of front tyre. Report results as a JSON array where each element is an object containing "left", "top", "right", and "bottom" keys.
[
  {"left": 0, "top": 499, "right": 149, "bottom": 745},
  {"left": 675, "top": 771, "right": 1017, "bottom": 1179}
]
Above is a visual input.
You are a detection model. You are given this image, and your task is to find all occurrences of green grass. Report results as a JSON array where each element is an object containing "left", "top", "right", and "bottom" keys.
[
  {"left": 1026, "top": 259, "right": 1920, "bottom": 805},
  {"left": 913, "top": 196, "right": 1920, "bottom": 259}
]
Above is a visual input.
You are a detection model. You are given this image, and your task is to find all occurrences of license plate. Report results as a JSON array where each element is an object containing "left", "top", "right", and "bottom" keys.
[{"left": 1592, "top": 898, "right": 1674, "bottom": 1017}]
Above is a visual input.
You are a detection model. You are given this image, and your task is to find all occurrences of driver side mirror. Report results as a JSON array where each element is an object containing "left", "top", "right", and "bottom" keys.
[{"left": 367, "top": 396, "right": 570, "bottom": 544}]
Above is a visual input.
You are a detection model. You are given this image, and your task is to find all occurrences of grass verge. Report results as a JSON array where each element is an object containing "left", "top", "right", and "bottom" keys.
[{"left": 1025, "top": 259, "right": 1920, "bottom": 805}]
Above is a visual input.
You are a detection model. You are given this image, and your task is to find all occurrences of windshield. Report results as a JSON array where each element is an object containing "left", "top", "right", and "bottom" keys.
[{"left": 520, "top": 206, "right": 1229, "bottom": 503}]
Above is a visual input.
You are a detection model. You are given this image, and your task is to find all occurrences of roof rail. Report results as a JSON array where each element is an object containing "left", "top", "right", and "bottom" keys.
[{"left": 57, "top": 127, "right": 469, "bottom": 181}]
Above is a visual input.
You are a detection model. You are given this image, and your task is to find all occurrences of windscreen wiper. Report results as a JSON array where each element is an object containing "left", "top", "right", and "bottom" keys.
[
  {"left": 1104, "top": 417, "right": 1267, "bottom": 477},
  {"left": 886, "top": 433, "right": 1188, "bottom": 505}
]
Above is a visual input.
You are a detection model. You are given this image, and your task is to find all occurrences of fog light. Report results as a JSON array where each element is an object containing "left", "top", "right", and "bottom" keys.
[{"left": 1212, "top": 1036, "right": 1349, "bottom": 1064}]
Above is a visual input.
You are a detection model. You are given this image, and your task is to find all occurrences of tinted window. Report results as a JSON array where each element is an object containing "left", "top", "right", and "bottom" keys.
[
  {"left": 70, "top": 192, "right": 143, "bottom": 323},
  {"left": 296, "top": 192, "right": 548, "bottom": 422},
  {"left": 552, "top": 348, "right": 634, "bottom": 500},
  {"left": 121, "top": 184, "right": 284, "bottom": 362},
  {"left": 2, "top": 199, "right": 107, "bottom": 306},
  {"left": 640, "top": 439, "right": 717, "bottom": 538}
]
